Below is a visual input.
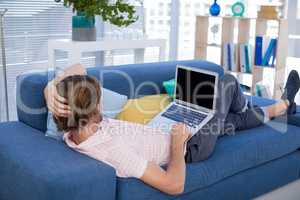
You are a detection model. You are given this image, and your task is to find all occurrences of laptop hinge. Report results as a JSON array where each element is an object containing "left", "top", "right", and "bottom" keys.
[{"left": 176, "top": 101, "right": 211, "bottom": 114}]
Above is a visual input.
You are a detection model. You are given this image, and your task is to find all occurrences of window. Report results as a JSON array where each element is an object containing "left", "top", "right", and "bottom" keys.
[
  {"left": 150, "top": 9, "right": 155, "bottom": 16},
  {"left": 0, "top": 0, "right": 73, "bottom": 120},
  {"left": 298, "top": 0, "right": 300, "bottom": 18},
  {"left": 0, "top": 1, "right": 145, "bottom": 121},
  {"left": 144, "top": 0, "right": 171, "bottom": 63}
]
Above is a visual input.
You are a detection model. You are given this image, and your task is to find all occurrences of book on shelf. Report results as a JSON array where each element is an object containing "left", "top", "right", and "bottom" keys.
[
  {"left": 223, "top": 42, "right": 237, "bottom": 72},
  {"left": 239, "top": 43, "right": 253, "bottom": 73},
  {"left": 255, "top": 36, "right": 277, "bottom": 67}
]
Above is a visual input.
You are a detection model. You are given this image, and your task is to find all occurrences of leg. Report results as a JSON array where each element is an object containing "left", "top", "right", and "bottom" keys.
[
  {"left": 159, "top": 42, "right": 167, "bottom": 61},
  {"left": 269, "top": 70, "right": 300, "bottom": 126},
  {"left": 224, "top": 100, "right": 288, "bottom": 134},
  {"left": 186, "top": 70, "right": 300, "bottom": 163},
  {"left": 134, "top": 48, "right": 145, "bottom": 64},
  {"left": 264, "top": 100, "right": 289, "bottom": 119},
  {"left": 220, "top": 70, "right": 297, "bottom": 134},
  {"left": 224, "top": 106, "right": 265, "bottom": 134},
  {"left": 185, "top": 74, "right": 247, "bottom": 163},
  {"left": 95, "top": 51, "right": 105, "bottom": 66},
  {"left": 218, "top": 73, "right": 249, "bottom": 116},
  {"left": 281, "top": 70, "right": 300, "bottom": 114}
]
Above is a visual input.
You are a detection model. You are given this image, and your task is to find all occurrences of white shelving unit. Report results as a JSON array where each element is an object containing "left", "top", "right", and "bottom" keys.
[{"left": 194, "top": 15, "right": 288, "bottom": 99}]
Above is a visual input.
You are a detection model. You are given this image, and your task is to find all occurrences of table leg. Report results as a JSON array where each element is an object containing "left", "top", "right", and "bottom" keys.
[
  {"left": 134, "top": 48, "right": 145, "bottom": 64},
  {"left": 95, "top": 51, "right": 105, "bottom": 66},
  {"left": 68, "top": 50, "right": 82, "bottom": 66},
  {"left": 48, "top": 44, "right": 55, "bottom": 69},
  {"left": 159, "top": 44, "right": 167, "bottom": 61}
]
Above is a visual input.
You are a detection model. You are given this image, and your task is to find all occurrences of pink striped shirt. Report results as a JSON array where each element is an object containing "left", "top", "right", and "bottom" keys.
[{"left": 64, "top": 118, "right": 171, "bottom": 178}]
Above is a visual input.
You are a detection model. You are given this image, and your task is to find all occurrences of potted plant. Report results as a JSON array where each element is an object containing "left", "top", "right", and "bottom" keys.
[{"left": 55, "top": 0, "right": 138, "bottom": 41}]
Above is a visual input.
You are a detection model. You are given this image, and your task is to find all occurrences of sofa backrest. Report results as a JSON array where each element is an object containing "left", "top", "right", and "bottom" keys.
[{"left": 16, "top": 60, "right": 224, "bottom": 132}]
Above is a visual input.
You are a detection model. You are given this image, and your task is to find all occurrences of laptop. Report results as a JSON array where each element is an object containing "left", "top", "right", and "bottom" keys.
[{"left": 148, "top": 65, "right": 219, "bottom": 135}]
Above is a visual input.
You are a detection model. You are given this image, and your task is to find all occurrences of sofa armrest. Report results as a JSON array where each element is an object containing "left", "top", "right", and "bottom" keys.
[{"left": 0, "top": 122, "right": 116, "bottom": 200}]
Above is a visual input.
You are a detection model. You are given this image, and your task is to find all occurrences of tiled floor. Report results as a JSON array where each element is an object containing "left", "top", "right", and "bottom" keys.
[{"left": 254, "top": 179, "right": 300, "bottom": 200}]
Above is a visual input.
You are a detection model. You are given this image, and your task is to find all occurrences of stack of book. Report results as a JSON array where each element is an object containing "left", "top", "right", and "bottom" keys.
[
  {"left": 223, "top": 42, "right": 253, "bottom": 73},
  {"left": 255, "top": 36, "right": 277, "bottom": 67},
  {"left": 255, "top": 83, "right": 272, "bottom": 98}
]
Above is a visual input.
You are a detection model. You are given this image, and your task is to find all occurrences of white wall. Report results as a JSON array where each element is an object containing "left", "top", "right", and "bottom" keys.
[{"left": 288, "top": 0, "right": 300, "bottom": 57}]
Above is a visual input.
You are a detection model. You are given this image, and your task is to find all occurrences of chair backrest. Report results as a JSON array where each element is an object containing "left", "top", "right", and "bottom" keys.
[{"left": 16, "top": 60, "right": 224, "bottom": 132}]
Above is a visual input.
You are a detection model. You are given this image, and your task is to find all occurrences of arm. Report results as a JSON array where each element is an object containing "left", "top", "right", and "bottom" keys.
[
  {"left": 140, "top": 124, "right": 190, "bottom": 195},
  {"left": 44, "top": 63, "right": 87, "bottom": 117},
  {"left": 51, "top": 63, "right": 87, "bottom": 85}
]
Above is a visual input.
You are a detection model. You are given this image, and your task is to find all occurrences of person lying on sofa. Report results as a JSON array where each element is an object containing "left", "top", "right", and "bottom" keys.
[{"left": 44, "top": 64, "right": 300, "bottom": 195}]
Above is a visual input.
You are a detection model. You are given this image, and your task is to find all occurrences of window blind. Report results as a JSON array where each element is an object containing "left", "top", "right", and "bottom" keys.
[
  {"left": 0, "top": 0, "right": 74, "bottom": 121},
  {"left": 0, "top": 0, "right": 144, "bottom": 121}
]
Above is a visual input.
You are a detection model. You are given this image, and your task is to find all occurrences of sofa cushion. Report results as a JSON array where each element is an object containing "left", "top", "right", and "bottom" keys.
[
  {"left": 117, "top": 94, "right": 171, "bottom": 124},
  {"left": 116, "top": 122, "right": 300, "bottom": 200},
  {"left": 101, "top": 87, "right": 129, "bottom": 119},
  {"left": 16, "top": 60, "right": 223, "bottom": 132},
  {"left": 163, "top": 79, "right": 175, "bottom": 98},
  {"left": 0, "top": 122, "right": 116, "bottom": 200}
]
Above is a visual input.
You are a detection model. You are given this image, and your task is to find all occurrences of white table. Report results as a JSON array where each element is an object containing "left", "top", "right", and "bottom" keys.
[{"left": 48, "top": 38, "right": 167, "bottom": 68}]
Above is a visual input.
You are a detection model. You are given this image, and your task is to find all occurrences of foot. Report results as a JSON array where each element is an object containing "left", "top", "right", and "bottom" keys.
[
  {"left": 288, "top": 102, "right": 297, "bottom": 115},
  {"left": 281, "top": 70, "right": 300, "bottom": 114}
]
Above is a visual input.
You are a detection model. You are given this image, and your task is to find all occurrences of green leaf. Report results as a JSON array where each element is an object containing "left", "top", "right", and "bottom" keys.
[{"left": 54, "top": 0, "right": 138, "bottom": 27}]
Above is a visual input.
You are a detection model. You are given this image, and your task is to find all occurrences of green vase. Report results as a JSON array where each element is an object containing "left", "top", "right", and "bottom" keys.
[{"left": 72, "top": 12, "right": 96, "bottom": 41}]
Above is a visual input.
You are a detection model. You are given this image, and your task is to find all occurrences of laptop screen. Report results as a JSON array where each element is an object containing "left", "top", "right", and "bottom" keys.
[{"left": 175, "top": 67, "right": 216, "bottom": 110}]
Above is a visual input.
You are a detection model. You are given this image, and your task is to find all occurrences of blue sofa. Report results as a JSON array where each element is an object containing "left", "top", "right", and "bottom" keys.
[{"left": 1, "top": 60, "right": 300, "bottom": 200}]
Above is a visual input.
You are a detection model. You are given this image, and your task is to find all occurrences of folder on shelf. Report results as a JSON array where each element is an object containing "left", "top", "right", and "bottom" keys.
[
  {"left": 270, "top": 38, "right": 277, "bottom": 66},
  {"left": 223, "top": 43, "right": 237, "bottom": 72},
  {"left": 227, "top": 43, "right": 232, "bottom": 71},
  {"left": 271, "top": 42, "right": 277, "bottom": 66},
  {"left": 240, "top": 44, "right": 252, "bottom": 73},
  {"left": 240, "top": 44, "right": 246, "bottom": 73},
  {"left": 255, "top": 36, "right": 263, "bottom": 66},
  {"left": 230, "top": 44, "right": 238, "bottom": 72},
  {"left": 262, "top": 38, "right": 277, "bottom": 66},
  {"left": 223, "top": 43, "right": 230, "bottom": 71},
  {"left": 245, "top": 44, "right": 252, "bottom": 73}
]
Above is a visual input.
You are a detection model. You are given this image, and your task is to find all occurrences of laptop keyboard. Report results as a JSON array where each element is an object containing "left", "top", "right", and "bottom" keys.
[{"left": 162, "top": 104, "right": 207, "bottom": 128}]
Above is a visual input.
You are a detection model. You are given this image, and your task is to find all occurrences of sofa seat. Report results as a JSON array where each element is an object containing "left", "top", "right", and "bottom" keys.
[
  {"left": 117, "top": 122, "right": 300, "bottom": 200},
  {"left": 0, "top": 122, "right": 116, "bottom": 200},
  {"left": 117, "top": 96, "right": 300, "bottom": 200}
]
